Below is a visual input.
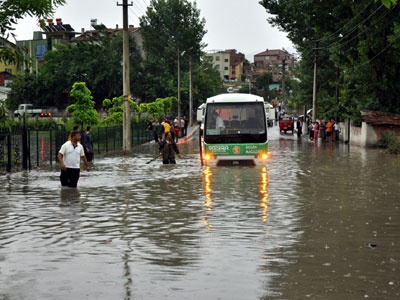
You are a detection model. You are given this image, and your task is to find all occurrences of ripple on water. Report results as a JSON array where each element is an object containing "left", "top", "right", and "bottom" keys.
[{"left": 1, "top": 135, "right": 399, "bottom": 299}]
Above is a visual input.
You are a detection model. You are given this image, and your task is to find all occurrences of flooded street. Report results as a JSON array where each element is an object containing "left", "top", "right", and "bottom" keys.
[{"left": 0, "top": 126, "right": 399, "bottom": 300}]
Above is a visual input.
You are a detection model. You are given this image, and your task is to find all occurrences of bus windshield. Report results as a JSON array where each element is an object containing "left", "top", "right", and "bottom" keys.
[{"left": 204, "top": 102, "right": 267, "bottom": 143}]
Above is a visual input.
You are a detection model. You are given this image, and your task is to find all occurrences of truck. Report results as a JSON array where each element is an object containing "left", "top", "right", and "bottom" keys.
[
  {"left": 264, "top": 103, "right": 276, "bottom": 127},
  {"left": 14, "top": 104, "right": 52, "bottom": 117}
]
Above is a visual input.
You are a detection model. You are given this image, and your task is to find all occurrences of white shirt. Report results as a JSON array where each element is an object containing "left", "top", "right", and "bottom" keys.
[
  {"left": 59, "top": 141, "right": 84, "bottom": 169},
  {"left": 216, "top": 116, "right": 225, "bottom": 129}
]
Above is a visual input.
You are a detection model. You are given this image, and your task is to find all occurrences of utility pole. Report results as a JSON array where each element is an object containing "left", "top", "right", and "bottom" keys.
[
  {"left": 117, "top": 0, "right": 133, "bottom": 155},
  {"left": 189, "top": 55, "right": 193, "bottom": 126},
  {"left": 177, "top": 47, "right": 182, "bottom": 127},
  {"left": 281, "top": 55, "right": 287, "bottom": 107},
  {"left": 312, "top": 43, "right": 318, "bottom": 122}
]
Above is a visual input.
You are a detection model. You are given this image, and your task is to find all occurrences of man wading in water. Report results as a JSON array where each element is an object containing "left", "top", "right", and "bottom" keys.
[
  {"left": 58, "top": 131, "right": 90, "bottom": 187},
  {"left": 159, "top": 132, "right": 181, "bottom": 164}
]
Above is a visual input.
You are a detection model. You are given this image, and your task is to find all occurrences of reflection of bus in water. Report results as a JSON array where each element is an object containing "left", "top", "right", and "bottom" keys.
[{"left": 199, "top": 93, "right": 268, "bottom": 166}]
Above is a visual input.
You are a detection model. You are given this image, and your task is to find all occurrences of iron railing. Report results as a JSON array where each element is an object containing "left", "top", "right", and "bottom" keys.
[{"left": 0, "top": 123, "right": 149, "bottom": 174}]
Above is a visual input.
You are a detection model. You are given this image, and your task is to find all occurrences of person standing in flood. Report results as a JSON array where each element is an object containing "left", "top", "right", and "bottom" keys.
[
  {"left": 159, "top": 132, "right": 181, "bottom": 164},
  {"left": 313, "top": 121, "right": 319, "bottom": 142},
  {"left": 296, "top": 117, "right": 303, "bottom": 138},
  {"left": 58, "top": 131, "right": 90, "bottom": 188},
  {"left": 84, "top": 126, "right": 94, "bottom": 163}
]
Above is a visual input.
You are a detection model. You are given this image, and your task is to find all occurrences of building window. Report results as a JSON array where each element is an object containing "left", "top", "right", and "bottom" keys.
[
  {"left": 224, "top": 67, "right": 229, "bottom": 70},
  {"left": 5, "top": 68, "right": 12, "bottom": 74},
  {"left": 224, "top": 58, "right": 229, "bottom": 62},
  {"left": 215, "top": 56, "right": 220, "bottom": 61}
]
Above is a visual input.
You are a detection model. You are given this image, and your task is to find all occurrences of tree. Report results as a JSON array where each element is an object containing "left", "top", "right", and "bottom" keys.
[
  {"left": 18, "top": 31, "right": 143, "bottom": 109},
  {"left": 0, "top": 101, "right": 14, "bottom": 130},
  {"left": 66, "top": 82, "right": 99, "bottom": 128},
  {"left": 378, "top": 0, "right": 398, "bottom": 8},
  {"left": 0, "top": 0, "right": 65, "bottom": 64},
  {"left": 255, "top": 72, "right": 273, "bottom": 100},
  {"left": 140, "top": 0, "right": 207, "bottom": 115},
  {"left": 260, "top": 0, "right": 400, "bottom": 118}
]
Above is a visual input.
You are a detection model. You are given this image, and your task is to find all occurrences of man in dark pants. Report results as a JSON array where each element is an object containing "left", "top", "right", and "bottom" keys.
[
  {"left": 159, "top": 132, "right": 181, "bottom": 164},
  {"left": 58, "top": 131, "right": 90, "bottom": 188},
  {"left": 84, "top": 126, "right": 94, "bottom": 163},
  {"left": 296, "top": 117, "right": 303, "bottom": 138}
]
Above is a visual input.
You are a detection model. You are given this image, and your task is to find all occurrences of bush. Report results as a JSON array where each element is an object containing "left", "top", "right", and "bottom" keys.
[{"left": 378, "top": 132, "right": 400, "bottom": 154}]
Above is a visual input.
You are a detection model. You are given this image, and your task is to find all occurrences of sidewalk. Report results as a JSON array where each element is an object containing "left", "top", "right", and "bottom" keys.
[{"left": 177, "top": 125, "right": 199, "bottom": 144}]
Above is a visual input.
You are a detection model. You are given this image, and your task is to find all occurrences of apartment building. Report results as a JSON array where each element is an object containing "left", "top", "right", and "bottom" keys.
[
  {"left": 253, "top": 49, "right": 294, "bottom": 79},
  {"left": 16, "top": 18, "right": 77, "bottom": 73},
  {"left": 0, "top": 38, "right": 18, "bottom": 101},
  {"left": 206, "top": 49, "right": 245, "bottom": 81}
]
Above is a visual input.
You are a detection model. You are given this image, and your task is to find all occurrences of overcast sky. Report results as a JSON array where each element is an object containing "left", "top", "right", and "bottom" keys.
[{"left": 13, "top": 0, "right": 294, "bottom": 61}]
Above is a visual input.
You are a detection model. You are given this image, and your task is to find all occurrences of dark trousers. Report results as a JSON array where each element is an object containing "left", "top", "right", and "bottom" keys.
[
  {"left": 60, "top": 168, "right": 80, "bottom": 188},
  {"left": 163, "top": 157, "right": 176, "bottom": 164}
]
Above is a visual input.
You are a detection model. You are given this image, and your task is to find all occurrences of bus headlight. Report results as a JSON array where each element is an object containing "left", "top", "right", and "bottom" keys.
[
  {"left": 259, "top": 152, "right": 268, "bottom": 160},
  {"left": 204, "top": 153, "right": 212, "bottom": 161}
]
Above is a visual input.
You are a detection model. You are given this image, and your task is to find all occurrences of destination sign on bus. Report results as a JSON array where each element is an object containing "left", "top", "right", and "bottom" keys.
[{"left": 205, "top": 143, "right": 267, "bottom": 155}]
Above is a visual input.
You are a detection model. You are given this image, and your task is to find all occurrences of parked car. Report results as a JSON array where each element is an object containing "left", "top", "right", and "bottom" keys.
[{"left": 279, "top": 115, "right": 294, "bottom": 134}]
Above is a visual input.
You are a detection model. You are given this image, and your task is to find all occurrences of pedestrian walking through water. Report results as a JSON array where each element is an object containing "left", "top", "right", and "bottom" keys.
[
  {"left": 58, "top": 131, "right": 90, "bottom": 188},
  {"left": 159, "top": 132, "right": 181, "bottom": 164}
]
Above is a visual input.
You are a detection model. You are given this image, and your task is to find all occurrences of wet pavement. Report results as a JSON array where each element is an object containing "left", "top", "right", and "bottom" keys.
[{"left": 0, "top": 126, "right": 399, "bottom": 300}]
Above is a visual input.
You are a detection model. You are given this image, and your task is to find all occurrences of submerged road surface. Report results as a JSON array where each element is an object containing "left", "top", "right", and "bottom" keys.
[{"left": 0, "top": 126, "right": 399, "bottom": 300}]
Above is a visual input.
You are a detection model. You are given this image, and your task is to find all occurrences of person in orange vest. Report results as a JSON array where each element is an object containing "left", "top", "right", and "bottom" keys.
[{"left": 326, "top": 119, "right": 334, "bottom": 142}]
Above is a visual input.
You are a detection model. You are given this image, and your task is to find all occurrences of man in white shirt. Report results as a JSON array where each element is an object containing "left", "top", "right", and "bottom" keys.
[
  {"left": 58, "top": 131, "right": 90, "bottom": 188},
  {"left": 212, "top": 111, "right": 225, "bottom": 132}
]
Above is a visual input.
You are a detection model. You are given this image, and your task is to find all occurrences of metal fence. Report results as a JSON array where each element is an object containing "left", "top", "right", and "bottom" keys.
[{"left": 0, "top": 123, "right": 149, "bottom": 174}]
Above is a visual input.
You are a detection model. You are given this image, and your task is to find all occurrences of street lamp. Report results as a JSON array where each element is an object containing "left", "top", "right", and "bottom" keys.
[{"left": 177, "top": 48, "right": 187, "bottom": 128}]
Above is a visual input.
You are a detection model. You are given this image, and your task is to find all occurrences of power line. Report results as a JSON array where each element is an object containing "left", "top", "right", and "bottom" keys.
[
  {"left": 319, "top": 4, "right": 392, "bottom": 51},
  {"left": 346, "top": 33, "right": 400, "bottom": 72},
  {"left": 298, "top": 4, "right": 396, "bottom": 60},
  {"left": 314, "top": 1, "right": 376, "bottom": 46}
]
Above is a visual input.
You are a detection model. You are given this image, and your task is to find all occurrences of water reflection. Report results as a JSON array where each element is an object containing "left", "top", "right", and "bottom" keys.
[
  {"left": 0, "top": 129, "right": 399, "bottom": 299},
  {"left": 202, "top": 166, "right": 214, "bottom": 230},
  {"left": 259, "top": 166, "right": 269, "bottom": 223},
  {"left": 202, "top": 165, "right": 270, "bottom": 227},
  {"left": 59, "top": 187, "right": 81, "bottom": 205}
]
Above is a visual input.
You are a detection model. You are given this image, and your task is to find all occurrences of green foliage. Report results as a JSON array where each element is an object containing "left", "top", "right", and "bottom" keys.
[
  {"left": 102, "top": 95, "right": 140, "bottom": 125},
  {"left": 8, "top": 72, "right": 49, "bottom": 107},
  {"left": 25, "top": 117, "right": 57, "bottom": 130},
  {"left": 9, "top": 0, "right": 220, "bottom": 117},
  {"left": 0, "top": 101, "right": 15, "bottom": 130},
  {"left": 140, "top": 0, "right": 208, "bottom": 114},
  {"left": 260, "top": 0, "right": 400, "bottom": 120},
  {"left": 146, "top": 101, "right": 164, "bottom": 119},
  {"left": 0, "top": 0, "right": 65, "bottom": 63},
  {"left": 377, "top": 131, "right": 400, "bottom": 154},
  {"left": 34, "top": 33, "right": 142, "bottom": 108},
  {"left": 156, "top": 96, "right": 177, "bottom": 116},
  {"left": 102, "top": 95, "right": 178, "bottom": 125},
  {"left": 66, "top": 82, "right": 99, "bottom": 128},
  {"left": 377, "top": 0, "right": 398, "bottom": 8}
]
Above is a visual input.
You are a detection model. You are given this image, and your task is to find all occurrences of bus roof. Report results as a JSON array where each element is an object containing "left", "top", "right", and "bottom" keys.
[{"left": 206, "top": 93, "right": 264, "bottom": 103}]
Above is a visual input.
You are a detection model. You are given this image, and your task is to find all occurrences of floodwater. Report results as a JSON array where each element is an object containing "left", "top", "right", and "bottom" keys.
[{"left": 0, "top": 127, "right": 399, "bottom": 300}]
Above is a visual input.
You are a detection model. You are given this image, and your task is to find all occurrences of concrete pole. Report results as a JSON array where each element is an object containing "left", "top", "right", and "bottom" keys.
[
  {"left": 177, "top": 47, "right": 181, "bottom": 126},
  {"left": 119, "top": 0, "right": 132, "bottom": 154},
  {"left": 312, "top": 44, "right": 318, "bottom": 122},
  {"left": 189, "top": 56, "right": 193, "bottom": 126}
]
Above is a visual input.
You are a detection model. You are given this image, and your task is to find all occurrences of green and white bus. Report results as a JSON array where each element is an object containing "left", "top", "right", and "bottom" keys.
[{"left": 198, "top": 93, "right": 268, "bottom": 166}]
